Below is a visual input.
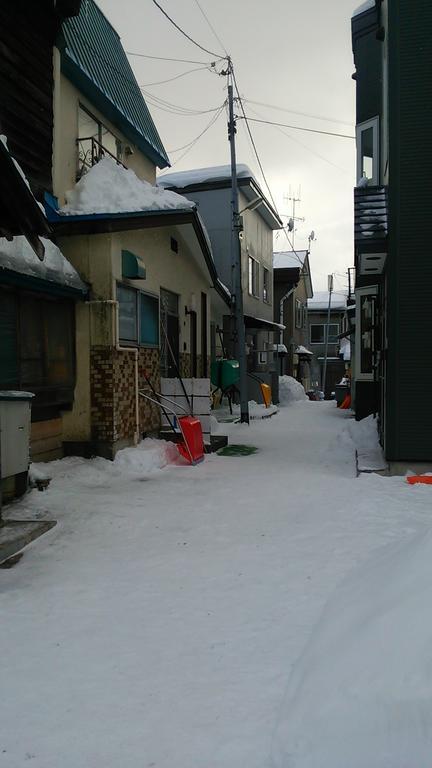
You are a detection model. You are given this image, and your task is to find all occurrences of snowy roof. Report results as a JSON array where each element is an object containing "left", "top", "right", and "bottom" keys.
[
  {"left": 0, "top": 236, "right": 87, "bottom": 294},
  {"left": 307, "top": 291, "right": 347, "bottom": 311},
  {"left": 60, "top": 158, "right": 195, "bottom": 216},
  {"left": 158, "top": 164, "right": 254, "bottom": 189},
  {"left": 273, "top": 250, "right": 308, "bottom": 270},
  {"left": 352, "top": 0, "right": 375, "bottom": 17},
  {"left": 295, "top": 345, "right": 313, "bottom": 356}
]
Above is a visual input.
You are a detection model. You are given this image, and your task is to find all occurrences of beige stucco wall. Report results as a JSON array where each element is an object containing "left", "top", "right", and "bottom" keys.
[
  {"left": 52, "top": 49, "right": 156, "bottom": 206},
  {"left": 57, "top": 226, "right": 213, "bottom": 443}
]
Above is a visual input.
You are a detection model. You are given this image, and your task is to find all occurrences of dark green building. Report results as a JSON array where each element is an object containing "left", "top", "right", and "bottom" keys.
[{"left": 351, "top": 0, "right": 432, "bottom": 466}]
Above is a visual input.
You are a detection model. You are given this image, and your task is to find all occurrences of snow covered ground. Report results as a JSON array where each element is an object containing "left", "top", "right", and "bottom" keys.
[{"left": 2, "top": 401, "right": 432, "bottom": 768}]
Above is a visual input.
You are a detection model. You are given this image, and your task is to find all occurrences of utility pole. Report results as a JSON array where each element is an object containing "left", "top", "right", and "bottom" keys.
[
  {"left": 227, "top": 62, "right": 249, "bottom": 424},
  {"left": 322, "top": 274, "right": 333, "bottom": 397}
]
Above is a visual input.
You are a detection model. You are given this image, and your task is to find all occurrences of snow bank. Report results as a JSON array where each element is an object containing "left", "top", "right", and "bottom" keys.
[
  {"left": 0, "top": 236, "right": 87, "bottom": 292},
  {"left": 273, "top": 528, "right": 432, "bottom": 768},
  {"left": 60, "top": 157, "right": 195, "bottom": 216},
  {"left": 31, "top": 438, "right": 180, "bottom": 486},
  {"left": 279, "top": 376, "right": 308, "bottom": 405}
]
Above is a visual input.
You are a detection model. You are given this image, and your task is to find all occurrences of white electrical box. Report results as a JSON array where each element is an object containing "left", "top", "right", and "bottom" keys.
[{"left": 0, "top": 392, "right": 34, "bottom": 479}]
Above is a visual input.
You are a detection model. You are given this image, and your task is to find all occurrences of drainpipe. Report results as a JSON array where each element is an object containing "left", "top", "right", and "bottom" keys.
[
  {"left": 87, "top": 300, "right": 140, "bottom": 447},
  {"left": 279, "top": 287, "right": 295, "bottom": 344}
]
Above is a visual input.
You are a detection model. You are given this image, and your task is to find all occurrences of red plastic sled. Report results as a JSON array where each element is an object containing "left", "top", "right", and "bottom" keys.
[{"left": 407, "top": 475, "right": 432, "bottom": 486}]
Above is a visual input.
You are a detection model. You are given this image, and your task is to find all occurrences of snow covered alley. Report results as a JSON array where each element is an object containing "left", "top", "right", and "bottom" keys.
[{"left": 2, "top": 400, "right": 432, "bottom": 768}]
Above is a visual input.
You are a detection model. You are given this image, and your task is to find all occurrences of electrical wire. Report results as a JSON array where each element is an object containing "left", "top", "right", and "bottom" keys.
[
  {"left": 232, "top": 70, "right": 309, "bottom": 270},
  {"left": 192, "top": 0, "right": 229, "bottom": 56},
  {"left": 161, "top": 104, "right": 226, "bottom": 167},
  {"left": 126, "top": 50, "right": 219, "bottom": 66},
  {"left": 243, "top": 99, "right": 354, "bottom": 129},
  {"left": 151, "top": 0, "right": 227, "bottom": 59},
  {"left": 140, "top": 89, "right": 223, "bottom": 116},
  {"left": 245, "top": 104, "right": 351, "bottom": 176},
  {"left": 238, "top": 115, "right": 356, "bottom": 140},
  {"left": 140, "top": 65, "right": 212, "bottom": 87},
  {"left": 167, "top": 101, "right": 227, "bottom": 151}
]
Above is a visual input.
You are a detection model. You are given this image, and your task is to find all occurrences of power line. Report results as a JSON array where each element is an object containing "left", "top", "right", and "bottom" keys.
[
  {"left": 192, "top": 0, "right": 229, "bottom": 56},
  {"left": 243, "top": 99, "right": 354, "bottom": 128},
  {"left": 140, "top": 65, "right": 211, "bottom": 87},
  {"left": 151, "top": 0, "right": 227, "bottom": 59},
  {"left": 245, "top": 104, "right": 351, "bottom": 176},
  {"left": 126, "top": 50, "right": 218, "bottom": 66},
  {"left": 167, "top": 101, "right": 227, "bottom": 151},
  {"left": 232, "top": 71, "right": 309, "bottom": 270},
  {"left": 238, "top": 115, "right": 356, "bottom": 140},
  {"left": 163, "top": 105, "right": 226, "bottom": 167},
  {"left": 140, "top": 89, "right": 223, "bottom": 116}
]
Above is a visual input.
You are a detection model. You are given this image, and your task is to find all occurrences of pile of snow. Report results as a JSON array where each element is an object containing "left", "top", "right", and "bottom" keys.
[
  {"left": 273, "top": 527, "right": 432, "bottom": 768},
  {"left": 0, "top": 236, "right": 87, "bottom": 292},
  {"left": 339, "top": 337, "right": 351, "bottom": 361},
  {"left": 31, "top": 438, "right": 181, "bottom": 486},
  {"left": 60, "top": 157, "right": 195, "bottom": 216},
  {"left": 158, "top": 163, "right": 253, "bottom": 189},
  {"left": 279, "top": 376, "right": 308, "bottom": 405},
  {"left": 340, "top": 414, "right": 387, "bottom": 472}
]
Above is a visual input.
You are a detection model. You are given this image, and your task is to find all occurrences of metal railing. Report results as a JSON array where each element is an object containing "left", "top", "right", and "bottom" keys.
[{"left": 77, "top": 136, "right": 126, "bottom": 179}]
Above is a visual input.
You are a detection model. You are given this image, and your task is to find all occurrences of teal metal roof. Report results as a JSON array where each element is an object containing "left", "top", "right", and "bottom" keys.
[{"left": 58, "top": 0, "right": 170, "bottom": 169}]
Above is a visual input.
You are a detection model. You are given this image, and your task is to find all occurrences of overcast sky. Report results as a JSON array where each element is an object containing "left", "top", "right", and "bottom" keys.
[{"left": 98, "top": 0, "right": 361, "bottom": 292}]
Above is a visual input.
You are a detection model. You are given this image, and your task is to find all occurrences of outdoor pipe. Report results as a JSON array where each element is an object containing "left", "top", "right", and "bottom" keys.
[
  {"left": 86, "top": 299, "right": 140, "bottom": 446},
  {"left": 279, "top": 287, "right": 295, "bottom": 345}
]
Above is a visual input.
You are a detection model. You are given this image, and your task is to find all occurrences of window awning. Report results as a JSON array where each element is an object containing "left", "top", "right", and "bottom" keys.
[{"left": 244, "top": 314, "right": 285, "bottom": 331}]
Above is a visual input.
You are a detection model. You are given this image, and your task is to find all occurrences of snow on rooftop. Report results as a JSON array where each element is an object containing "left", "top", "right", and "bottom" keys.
[
  {"left": 308, "top": 290, "right": 347, "bottom": 311},
  {"left": 0, "top": 236, "right": 87, "bottom": 292},
  {"left": 157, "top": 164, "right": 254, "bottom": 190},
  {"left": 60, "top": 158, "right": 195, "bottom": 216},
  {"left": 273, "top": 250, "right": 308, "bottom": 270},
  {"left": 352, "top": 0, "right": 375, "bottom": 17}
]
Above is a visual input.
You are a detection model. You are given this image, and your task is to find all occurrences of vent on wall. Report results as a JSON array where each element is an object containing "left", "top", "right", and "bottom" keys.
[{"left": 359, "top": 252, "right": 386, "bottom": 275}]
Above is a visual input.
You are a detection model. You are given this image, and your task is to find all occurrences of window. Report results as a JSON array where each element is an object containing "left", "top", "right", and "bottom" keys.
[
  {"left": 117, "top": 284, "right": 159, "bottom": 346},
  {"left": 310, "top": 323, "right": 339, "bottom": 345},
  {"left": 248, "top": 256, "right": 259, "bottom": 297},
  {"left": 263, "top": 268, "right": 270, "bottom": 303},
  {"left": 0, "top": 288, "right": 75, "bottom": 413},
  {"left": 356, "top": 117, "right": 379, "bottom": 185},
  {"left": 355, "top": 285, "right": 378, "bottom": 381},
  {"left": 78, "top": 104, "right": 123, "bottom": 177},
  {"left": 295, "top": 300, "right": 303, "bottom": 329}
]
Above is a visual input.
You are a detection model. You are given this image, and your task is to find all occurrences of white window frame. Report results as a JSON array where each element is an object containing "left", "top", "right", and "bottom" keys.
[
  {"left": 248, "top": 255, "right": 260, "bottom": 298},
  {"left": 263, "top": 267, "right": 270, "bottom": 303},
  {"left": 355, "top": 285, "right": 378, "bottom": 381},
  {"left": 356, "top": 116, "right": 379, "bottom": 185},
  {"left": 309, "top": 323, "right": 339, "bottom": 345}
]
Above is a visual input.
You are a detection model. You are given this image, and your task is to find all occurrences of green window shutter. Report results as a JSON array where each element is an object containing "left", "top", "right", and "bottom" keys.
[{"left": 0, "top": 291, "right": 18, "bottom": 388}]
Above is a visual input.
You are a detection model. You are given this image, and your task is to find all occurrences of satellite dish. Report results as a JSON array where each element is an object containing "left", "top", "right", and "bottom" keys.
[
  {"left": 309, "top": 230, "right": 315, "bottom": 241},
  {"left": 288, "top": 218, "right": 294, "bottom": 232}
]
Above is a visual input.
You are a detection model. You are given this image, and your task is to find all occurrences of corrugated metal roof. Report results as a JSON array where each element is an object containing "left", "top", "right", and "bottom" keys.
[{"left": 58, "top": 0, "right": 169, "bottom": 168}]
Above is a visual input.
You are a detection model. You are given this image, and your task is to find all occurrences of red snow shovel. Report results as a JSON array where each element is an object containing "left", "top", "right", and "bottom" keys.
[{"left": 139, "top": 388, "right": 204, "bottom": 465}]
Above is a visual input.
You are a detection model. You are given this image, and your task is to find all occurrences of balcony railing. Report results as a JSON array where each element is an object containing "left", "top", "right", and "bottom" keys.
[
  {"left": 77, "top": 136, "right": 126, "bottom": 180},
  {"left": 354, "top": 185, "right": 388, "bottom": 244}
]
